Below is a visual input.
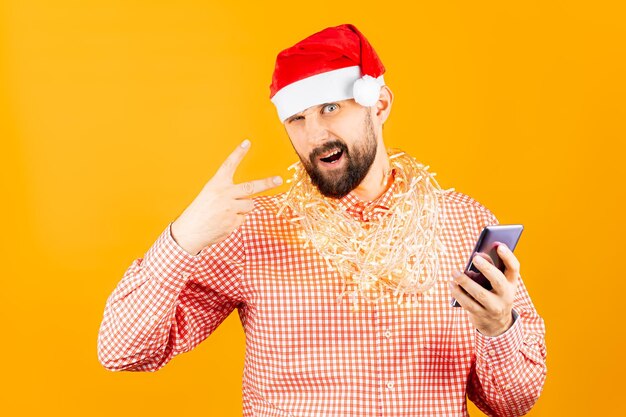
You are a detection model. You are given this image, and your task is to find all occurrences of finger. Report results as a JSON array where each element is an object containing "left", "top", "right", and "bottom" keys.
[
  {"left": 496, "top": 244, "right": 521, "bottom": 285},
  {"left": 216, "top": 139, "right": 251, "bottom": 180},
  {"left": 226, "top": 213, "right": 246, "bottom": 232},
  {"left": 453, "top": 270, "right": 497, "bottom": 309},
  {"left": 232, "top": 176, "right": 283, "bottom": 198},
  {"left": 449, "top": 280, "right": 484, "bottom": 314},
  {"left": 471, "top": 254, "right": 507, "bottom": 294},
  {"left": 232, "top": 199, "right": 255, "bottom": 214}
]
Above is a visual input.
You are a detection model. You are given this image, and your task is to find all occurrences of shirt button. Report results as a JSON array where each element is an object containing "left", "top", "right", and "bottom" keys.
[
  {"left": 488, "top": 349, "right": 496, "bottom": 356},
  {"left": 386, "top": 382, "right": 394, "bottom": 389},
  {"left": 181, "top": 272, "right": 190, "bottom": 278},
  {"left": 384, "top": 330, "right": 392, "bottom": 339},
  {"left": 525, "top": 334, "right": 540, "bottom": 345},
  {"left": 503, "top": 383, "right": 513, "bottom": 390},
  {"left": 150, "top": 315, "right": 158, "bottom": 323}
]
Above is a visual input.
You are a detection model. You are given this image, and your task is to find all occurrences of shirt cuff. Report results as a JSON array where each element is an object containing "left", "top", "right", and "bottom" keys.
[
  {"left": 474, "top": 309, "right": 522, "bottom": 364},
  {"left": 142, "top": 222, "right": 202, "bottom": 294}
]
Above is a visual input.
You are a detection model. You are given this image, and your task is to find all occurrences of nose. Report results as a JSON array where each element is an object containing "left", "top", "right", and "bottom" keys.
[{"left": 303, "top": 113, "right": 330, "bottom": 145}]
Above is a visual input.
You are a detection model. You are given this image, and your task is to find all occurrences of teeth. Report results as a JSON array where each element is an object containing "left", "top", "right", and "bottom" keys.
[{"left": 321, "top": 149, "right": 341, "bottom": 159}]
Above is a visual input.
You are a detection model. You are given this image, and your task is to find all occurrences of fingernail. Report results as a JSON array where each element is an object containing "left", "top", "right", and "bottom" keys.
[
  {"left": 241, "top": 139, "right": 251, "bottom": 148},
  {"left": 273, "top": 176, "right": 283, "bottom": 185},
  {"left": 474, "top": 256, "right": 485, "bottom": 264},
  {"left": 498, "top": 244, "right": 508, "bottom": 253},
  {"left": 452, "top": 270, "right": 462, "bottom": 279}
]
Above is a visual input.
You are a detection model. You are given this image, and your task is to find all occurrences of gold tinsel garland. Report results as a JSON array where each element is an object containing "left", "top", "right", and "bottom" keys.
[{"left": 277, "top": 149, "right": 453, "bottom": 309}]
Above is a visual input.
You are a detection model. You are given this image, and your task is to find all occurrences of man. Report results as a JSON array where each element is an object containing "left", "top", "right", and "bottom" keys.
[{"left": 98, "top": 24, "right": 547, "bottom": 416}]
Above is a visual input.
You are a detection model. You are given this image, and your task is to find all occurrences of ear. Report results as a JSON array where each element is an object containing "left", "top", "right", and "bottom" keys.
[{"left": 374, "top": 85, "right": 393, "bottom": 124}]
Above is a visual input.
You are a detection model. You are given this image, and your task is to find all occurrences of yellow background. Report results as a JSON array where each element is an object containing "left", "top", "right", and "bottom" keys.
[{"left": 2, "top": 1, "right": 624, "bottom": 415}]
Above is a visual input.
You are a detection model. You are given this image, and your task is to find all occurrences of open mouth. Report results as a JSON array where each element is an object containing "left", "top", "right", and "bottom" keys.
[{"left": 319, "top": 149, "right": 344, "bottom": 164}]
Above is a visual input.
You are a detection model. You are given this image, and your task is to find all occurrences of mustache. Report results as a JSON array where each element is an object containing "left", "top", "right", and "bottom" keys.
[{"left": 308, "top": 140, "right": 348, "bottom": 164}]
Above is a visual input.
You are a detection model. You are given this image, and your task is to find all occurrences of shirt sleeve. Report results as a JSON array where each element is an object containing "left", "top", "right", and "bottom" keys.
[
  {"left": 466, "top": 208, "right": 548, "bottom": 416},
  {"left": 97, "top": 222, "right": 245, "bottom": 372}
]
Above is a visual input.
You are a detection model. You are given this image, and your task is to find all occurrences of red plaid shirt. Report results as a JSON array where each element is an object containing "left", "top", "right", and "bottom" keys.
[{"left": 98, "top": 171, "right": 547, "bottom": 417}]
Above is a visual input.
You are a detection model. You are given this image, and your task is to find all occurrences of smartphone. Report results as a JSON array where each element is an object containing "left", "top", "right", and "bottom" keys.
[{"left": 450, "top": 224, "right": 524, "bottom": 307}]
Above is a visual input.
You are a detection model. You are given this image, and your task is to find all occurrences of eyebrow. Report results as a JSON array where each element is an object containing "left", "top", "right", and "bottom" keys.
[
  {"left": 287, "top": 103, "right": 333, "bottom": 122},
  {"left": 286, "top": 114, "right": 303, "bottom": 123}
]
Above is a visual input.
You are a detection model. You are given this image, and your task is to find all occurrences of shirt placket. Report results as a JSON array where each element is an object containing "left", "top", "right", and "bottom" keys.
[
  {"left": 373, "top": 297, "right": 400, "bottom": 416},
  {"left": 345, "top": 193, "right": 398, "bottom": 415}
]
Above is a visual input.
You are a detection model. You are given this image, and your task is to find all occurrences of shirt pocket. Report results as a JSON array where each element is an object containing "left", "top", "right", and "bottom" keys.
[
  {"left": 419, "top": 334, "right": 473, "bottom": 364},
  {"left": 271, "top": 343, "right": 344, "bottom": 389},
  {"left": 412, "top": 309, "right": 474, "bottom": 368}
]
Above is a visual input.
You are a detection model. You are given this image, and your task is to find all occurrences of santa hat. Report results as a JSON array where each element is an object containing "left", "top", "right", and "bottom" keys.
[{"left": 269, "top": 24, "right": 386, "bottom": 123}]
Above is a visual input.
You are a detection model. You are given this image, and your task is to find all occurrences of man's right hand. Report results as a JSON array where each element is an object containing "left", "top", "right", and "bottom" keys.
[{"left": 170, "top": 139, "right": 283, "bottom": 255}]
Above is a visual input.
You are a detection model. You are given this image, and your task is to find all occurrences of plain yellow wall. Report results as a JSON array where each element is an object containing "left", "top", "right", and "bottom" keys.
[{"left": 2, "top": 1, "right": 625, "bottom": 415}]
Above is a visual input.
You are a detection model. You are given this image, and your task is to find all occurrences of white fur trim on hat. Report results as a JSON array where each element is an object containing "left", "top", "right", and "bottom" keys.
[{"left": 271, "top": 65, "right": 385, "bottom": 122}]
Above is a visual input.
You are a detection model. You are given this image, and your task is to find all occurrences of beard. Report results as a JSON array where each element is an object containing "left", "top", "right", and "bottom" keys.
[{"left": 299, "top": 111, "right": 378, "bottom": 199}]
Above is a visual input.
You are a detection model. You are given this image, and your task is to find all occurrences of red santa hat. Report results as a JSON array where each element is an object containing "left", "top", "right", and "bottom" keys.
[{"left": 269, "top": 24, "right": 386, "bottom": 122}]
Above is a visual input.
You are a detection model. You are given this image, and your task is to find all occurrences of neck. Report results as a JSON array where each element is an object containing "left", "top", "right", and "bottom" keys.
[{"left": 351, "top": 142, "right": 393, "bottom": 201}]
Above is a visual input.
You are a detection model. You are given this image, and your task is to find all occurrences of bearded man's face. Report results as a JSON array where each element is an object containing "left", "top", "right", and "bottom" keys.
[{"left": 284, "top": 100, "right": 378, "bottom": 198}]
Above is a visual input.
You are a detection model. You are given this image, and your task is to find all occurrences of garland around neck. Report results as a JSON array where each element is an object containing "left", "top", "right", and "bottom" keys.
[{"left": 277, "top": 149, "right": 453, "bottom": 310}]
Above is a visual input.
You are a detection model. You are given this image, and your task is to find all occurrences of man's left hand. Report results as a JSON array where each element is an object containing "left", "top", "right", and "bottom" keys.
[{"left": 449, "top": 243, "right": 520, "bottom": 337}]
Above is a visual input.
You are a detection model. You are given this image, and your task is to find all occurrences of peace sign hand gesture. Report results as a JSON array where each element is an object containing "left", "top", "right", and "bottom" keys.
[{"left": 171, "top": 140, "right": 283, "bottom": 255}]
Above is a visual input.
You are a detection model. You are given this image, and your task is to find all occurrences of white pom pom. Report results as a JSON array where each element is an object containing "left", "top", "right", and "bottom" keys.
[{"left": 353, "top": 75, "right": 381, "bottom": 107}]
